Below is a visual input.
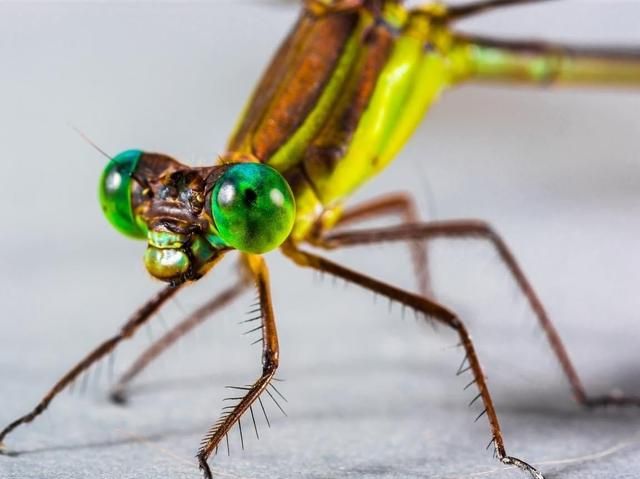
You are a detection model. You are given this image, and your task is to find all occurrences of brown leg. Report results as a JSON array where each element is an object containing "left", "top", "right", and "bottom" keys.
[
  {"left": 110, "top": 278, "right": 250, "bottom": 404},
  {"left": 282, "top": 243, "right": 543, "bottom": 479},
  {"left": 328, "top": 193, "right": 431, "bottom": 297},
  {"left": 319, "top": 219, "right": 640, "bottom": 408},
  {"left": 0, "top": 284, "right": 182, "bottom": 446},
  {"left": 197, "top": 254, "right": 280, "bottom": 479}
]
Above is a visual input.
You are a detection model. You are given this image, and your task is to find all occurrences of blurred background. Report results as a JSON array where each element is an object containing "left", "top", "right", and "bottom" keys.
[{"left": 1, "top": 1, "right": 640, "bottom": 478}]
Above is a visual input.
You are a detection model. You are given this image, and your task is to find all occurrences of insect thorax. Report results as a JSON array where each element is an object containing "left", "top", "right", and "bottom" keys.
[{"left": 225, "top": 3, "right": 454, "bottom": 241}]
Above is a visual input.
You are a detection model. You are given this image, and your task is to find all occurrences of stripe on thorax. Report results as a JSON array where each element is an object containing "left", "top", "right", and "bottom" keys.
[
  {"left": 267, "top": 14, "right": 366, "bottom": 170},
  {"left": 227, "top": 14, "right": 314, "bottom": 153},
  {"left": 301, "top": 20, "right": 394, "bottom": 189},
  {"left": 303, "top": 10, "right": 451, "bottom": 206},
  {"left": 227, "top": 11, "right": 360, "bottom": 164}
]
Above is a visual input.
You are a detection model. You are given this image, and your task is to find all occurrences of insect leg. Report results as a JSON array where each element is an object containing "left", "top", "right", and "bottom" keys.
[
  {"left": 316, "top": 219, "right": 640, "bottom": 408},
  {"left": 197, "top": 255, "right": 280, "bottom": 479},
  {"left": 110, "top": 277, "right": 250, "bottom": 404},
  {"left": 326, "top": 192, "right": 431, "bottom": 296},
  {"left": 282, "top": 244, "right": 544, "bottom": 479},
  {"left": 0, "top": 284, "right": 182, "bottom": 446}
]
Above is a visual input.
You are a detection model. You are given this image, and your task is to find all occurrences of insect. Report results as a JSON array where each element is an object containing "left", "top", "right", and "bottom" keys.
[{"left": 2, "top": 0, "right": 640, "bottom": 478}]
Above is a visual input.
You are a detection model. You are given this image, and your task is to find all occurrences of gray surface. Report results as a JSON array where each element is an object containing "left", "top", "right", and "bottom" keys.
[{"left": 1, "top": 2, "right": 640, "bottom": 479}]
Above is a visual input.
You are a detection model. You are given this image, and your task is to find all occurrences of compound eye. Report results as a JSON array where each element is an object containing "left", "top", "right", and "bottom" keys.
[
  {"left": 99, "top": 149, "right": 147, "bottom": 239},
  {"left": 211, "top": 163, "right": 295, "bottom": 254}
]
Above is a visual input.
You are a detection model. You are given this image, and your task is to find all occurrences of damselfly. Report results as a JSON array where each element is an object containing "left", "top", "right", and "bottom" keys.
[{"left": 2, "top": 1, "right": 640, "bottom": 478}]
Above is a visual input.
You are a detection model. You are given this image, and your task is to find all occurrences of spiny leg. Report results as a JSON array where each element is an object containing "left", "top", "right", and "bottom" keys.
[
  {"left": 326, "top": 192, "right": 431, "bottom": 296},
  {"left": 318, "top": 219, "right": 640, "bottom": 408},
  {"left": 0, "top": 284, "right": 182, "bottom": 446},
  {"left": 110, "top": 277, "right": 250, "bottom": 404},
  {"left": 282, "top": 244, "right": 543, "bottom": 479},
  {"left": 197, "top": 254, "right": 280, "bottom": 479}
]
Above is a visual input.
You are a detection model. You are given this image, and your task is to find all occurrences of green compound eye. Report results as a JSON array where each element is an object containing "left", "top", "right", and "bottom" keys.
[
  {"left": 211, "top": 163, "right": 295, "bottom": 254},
  {"left": 99, "top": 149, "right": 147, "bottom": 239}
]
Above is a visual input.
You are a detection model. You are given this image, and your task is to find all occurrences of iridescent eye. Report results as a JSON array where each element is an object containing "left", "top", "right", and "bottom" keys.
[
  {"left": 211, "top": 163, "right": 295, "bottom": 253},
  {"left": 99, "top": 149, "right": 147, "bottom": 239}
]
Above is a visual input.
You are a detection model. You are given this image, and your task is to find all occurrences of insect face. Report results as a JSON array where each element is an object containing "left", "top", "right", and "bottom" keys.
[{"left": 99, "top": 152, "right": 296, "bottom": 283}]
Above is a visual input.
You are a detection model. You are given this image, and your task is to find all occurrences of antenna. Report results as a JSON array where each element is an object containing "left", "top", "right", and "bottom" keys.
[{"left": 68, "top": 123, "right": 113, "bottom": 161}]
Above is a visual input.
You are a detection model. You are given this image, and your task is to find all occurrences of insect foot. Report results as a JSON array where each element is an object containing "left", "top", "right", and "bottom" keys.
[
  {"left": 198, "top": 453, "right": 214, "bottom": 479},
  {"left": 501, "top": 456, "right": 545, "bottom": 479}
]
